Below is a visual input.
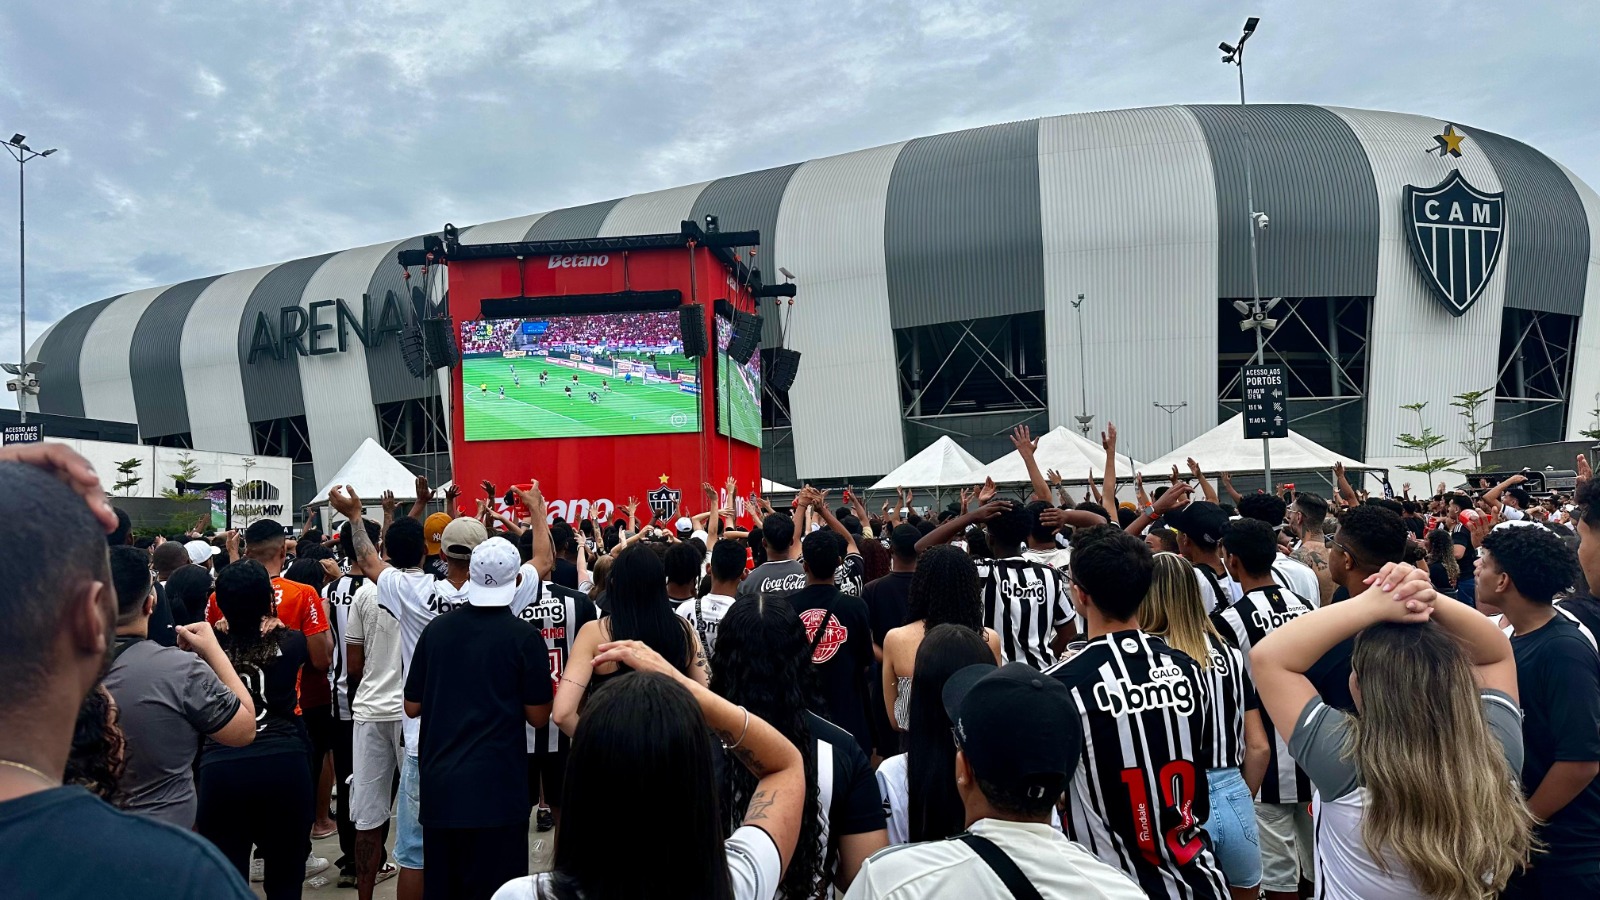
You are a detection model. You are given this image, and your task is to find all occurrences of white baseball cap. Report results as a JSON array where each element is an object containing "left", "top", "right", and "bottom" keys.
[
  {"left": 675, "top": 516, "right": 694, "bottom": 534},
  {"left": 467, "top": 536, "right": 521, "bottom": 607},
  {"left": 185, "top": 540, "right": 220, "bottom": 565}
]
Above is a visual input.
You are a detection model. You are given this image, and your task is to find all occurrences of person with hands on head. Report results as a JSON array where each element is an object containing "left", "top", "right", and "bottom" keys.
[
  {"left": 1249, "top": 562, "right": 1536, "bottom": 900},
  {"left": 494, "top": 639, "right": 804, "bottom": 900},
  {"left": 202, "top": 519, "right": 332, "bottom": 673},
  {"left": 882, "top": 547, "right": 1004, "bottom": 732}
]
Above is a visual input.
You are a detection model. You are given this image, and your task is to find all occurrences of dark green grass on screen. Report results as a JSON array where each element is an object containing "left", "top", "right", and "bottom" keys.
[{"left": 461, "top": 355, "right": 699, "bottom": 440}]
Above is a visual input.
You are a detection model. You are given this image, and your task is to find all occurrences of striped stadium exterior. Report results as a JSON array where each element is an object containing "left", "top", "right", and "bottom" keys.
[{"left": 25, "top": 104, "right": 1600, "bottom": 504}]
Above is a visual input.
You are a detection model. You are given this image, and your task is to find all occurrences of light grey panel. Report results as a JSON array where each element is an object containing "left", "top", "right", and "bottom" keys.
[
  {"left": 598, "top": 181, "right": 711, "bottom": 237},
  {"left": 183, "top": 264, "right": 278, "bottom": 453},
  {"left": 523, "top": 199, "right": 623, "bottom": 241},
  {"left": 131, "top": 275, "right": 223, "bottom": 438},
  {"left": 35, "top": 295, "right": 120, "bottom": 418},
  {"left": 1187, "top": 103, "right": 1379, "bottom": 298},
  {"left": 1465, "top": 126, "right": 1590, "bottom": 316},
  {"left": 883, "top": 120, "right": 1044, "bottom": 331},
  {"left": 1039, "top": 106, "right": 1220, "bottom": 464},
  {"left": 689, "top": 163, "right": 804, "bottom": 346},
  {"left": 80, "top": 285, "right": 171, "bottom": 424},
  {"left": 239, "top": 253, "right": 336, "bottom": 424},
  {"left": 1555, "top": 160, "right": 1600, "bottom": 438},
  {"left": 19, "top": 320, "right": 56, "bottom": 416},
  {"left": 776, "top": 142, "right": 909, "bottom": 479},
  {"left": 457, "top": 212, "right": 547, "bottom": 245},
  {"left": 366, "top": 235, "right": 437, "bottom": 406}
]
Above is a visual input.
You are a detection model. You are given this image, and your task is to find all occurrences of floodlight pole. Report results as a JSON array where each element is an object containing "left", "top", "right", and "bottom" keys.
[
  {"left": 1223, "top": 20, "right": 1271, "bottom": 489},
  {"left": 4, "top": 137, "right": 56, "bottom": 424}
]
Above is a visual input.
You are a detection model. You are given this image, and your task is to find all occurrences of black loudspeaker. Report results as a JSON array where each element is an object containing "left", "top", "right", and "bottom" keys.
[
  {"left": 727, "top": 311, "right": 763, "bottom": 365},
  {"left": 768, "top": 348, "right": 801, "bottom": 392},
  {"left": 423, "top": 316, "right": 460, "bottom": 369},
  {"left": 399, "top": 320, "right": 428, "bottom": 377},
  {"left": 679, "top": 305, "right": 708, "bottom": 358}
]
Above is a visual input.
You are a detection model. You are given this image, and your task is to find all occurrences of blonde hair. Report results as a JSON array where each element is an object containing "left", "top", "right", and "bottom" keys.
[
  {"left": 589, "top": 555, "right": 614, "bottom": 604},
  {"left": 1141, "top": 553, "right": 1222, "bottom": 669},
  {"left": 1349, "top": 622, "right": 1536, "bottom": 898}
]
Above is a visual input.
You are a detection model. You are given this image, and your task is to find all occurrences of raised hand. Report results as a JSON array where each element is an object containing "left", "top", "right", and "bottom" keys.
[
  {"left": 481, "top": 479, "right": 497, "bottom": 500},
  {"left": 1010, "top": 424, "right": 1038, "bottom": 455},
  {"left": 1169, "top": 464, "right": 1181, "bottom": 485},
  {"left": 380, "top": 490, "right": 397, "bottom": 514},
  {"left": 1046, "top": 468, "right": 1063, "bottom": 487},
  {"left": 976, "top": 477, "right": 997, "bottom": 505},
  {"left": 1186, "top": 457, "right": 1202, "bottom": 477},
  {"left": 1333, "top": 461, "right": 1346, "bottom": 480},
  {"left": 958, "top": 487, "right": 974, "bottom": 513},
  {"left": 414, "top": 475, "right": 431, "bottom": 500},
  {"left": 328, "top": 485, "right": 363, "bottom": 519},
  {"left": 1102, "top": 422, "right": 1118, "bottom": 453},
  {"left": 444, "top": 482, "right": 461, "bottom": 507},
  {"left": 1151, "top": 482, "right": 1194, "bottom": 515},
  {"left": 970, "top": 499, "right": 1013, "bottom": 522},
  {"left": 1467, "top": 511, "right": 1493, "bottom": 547},
  {"left": 1579, "top": 454, "right": 1594, "bottom": 486}
]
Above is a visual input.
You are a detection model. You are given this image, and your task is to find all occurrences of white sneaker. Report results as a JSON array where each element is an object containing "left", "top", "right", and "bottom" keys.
[
  {"left": 250, "top": 858, "right": 264, "bottom": 883},
  {"left": 305, "top": 854, "right": 331, "bottom": 880}
]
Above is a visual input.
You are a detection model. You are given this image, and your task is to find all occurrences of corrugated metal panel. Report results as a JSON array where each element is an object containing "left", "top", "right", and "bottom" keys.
[
  {"left": 524, "top": 198, "right": 622, "bottom": 241},
  {"left": 457, "top": 212, "right": 548, "bottom": 244},
  {"left": 79, "top": 285, "right": 172, "bottom": 425},
  {"left": 1555, "top": 160, "right": 1600, "bottom": 438},
  {"left": 1039, "top": 106, "right": 1220, "bottom": 464},
  {"left": 884, "top": 120, "right": 1044, "bottom": 331},
  {"left": 131, "top": 275, "right": 223, "bottom": 438},
  {"left": 34, "top": 296, "right": 119, "bottom": 417},
  {"left": 690, "top": 163, "right": 804, "bottom": 346},
  {"left": 182, "top": 264, "right": 278, "bottom": 453},
  {"left": 296, "top": 240, "right": 404, "bottom": 486},
  {"left": 239, "top": 253, "right": 336, "bottom": 424},
  {"left": 1327, "top": 107, "right": 1507, "bottom": 471},
  {"left": 19, "top": 320, "right": 57, "bottom": 416},
  {"left": 598, "top": 182, "right": 711, "bottom": 236},
  {"left": 1187, "top": 104, "right": 1379, "bottom": 298},
  {"left": 774, "top": 142, "right": 909, "bottom": 479},
  {"left": 366, "top": 235, "right": 438, "bottom": 406},
  {"left": 1465, "top": 127, "right": 1590, "bottom": 316}
]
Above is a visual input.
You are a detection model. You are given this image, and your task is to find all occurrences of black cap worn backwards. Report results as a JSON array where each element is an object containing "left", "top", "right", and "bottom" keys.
[
  {"left": 942, "top": 662, "right": 1082, "bottom": 800},
  {"left": 1163, "top": 501, "right": 1229, "bottom": 546}
]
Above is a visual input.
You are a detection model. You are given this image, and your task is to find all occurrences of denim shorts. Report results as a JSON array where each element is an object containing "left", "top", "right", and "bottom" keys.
[
  {"left": 1206, "top": 767, "right": 1261, "bottom": 889},
  {"left": 394, "top": 753, "right": 424, "bottom": 870}
]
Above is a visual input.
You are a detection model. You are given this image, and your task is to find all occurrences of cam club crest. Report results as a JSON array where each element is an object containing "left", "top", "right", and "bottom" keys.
[
  {"left": 648, "top": 475, "right": 681, "bottom": 522},
  {"left": 1402, "top": 169, "right": 1505, "bottom": 317}
]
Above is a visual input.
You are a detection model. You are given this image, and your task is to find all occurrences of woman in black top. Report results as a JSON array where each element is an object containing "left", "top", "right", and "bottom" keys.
[
  {"left": 1427, "top": 528, "right": 1459, "bottom": 597},
  {"left": 195, "top": 560, "right": 313, "bottom": 900}
]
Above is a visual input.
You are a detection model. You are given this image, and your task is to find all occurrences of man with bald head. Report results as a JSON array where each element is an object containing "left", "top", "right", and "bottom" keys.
[{"left": 0, "top": 443, "right": 252, "bottom": 899}]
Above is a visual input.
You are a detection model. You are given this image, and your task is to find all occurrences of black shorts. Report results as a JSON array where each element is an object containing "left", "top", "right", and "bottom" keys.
[{"left": 527, "top": 752, "right": 568, "bottom": 809}]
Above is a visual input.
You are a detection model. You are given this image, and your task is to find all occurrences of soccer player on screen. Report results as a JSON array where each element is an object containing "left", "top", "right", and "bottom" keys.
[
  {"left": 540, "top": 371, "right": 548, "bottom": 387},
  {"left": 513, "top": 373, "right": 521, "bottom": 387},
  {"left": 479, "top": 383, "right": 488, "bottom": 396},
  {"left": 499, "top": 386, "right": 505, "bottom": 400},
  {"left": 588, "top": 391, "right": 599, "bottom": 405},
  {"left": 602, "top": 379, "right": 611, "bottom": 393},
  {"left": 623, "top": 372, "right": 632, "bottom": 385},
  {"left": 564, "top": 386, "right": 573, "bottom": 401}
]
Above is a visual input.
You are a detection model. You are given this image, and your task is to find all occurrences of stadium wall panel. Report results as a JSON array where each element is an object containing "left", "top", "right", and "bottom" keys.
[
  {"left": 366, "top": 235, "right": 438, "bottom": 406},
  {"left": 1467, "top": 128, "right": 1591, "bottom": 317},
  {"left": 1039, "top": 106, "right": 1220, "bottom": 464},
  {"left": 1558, "top": 161, "right": 1600, "bottom": 439},
  {"left": 689, "top": 163, "right": 804, "bottom": 348},
  {"left": 132, "top": 275, "right": 223, "bottom": 438},
  {"left": 774, "top": 141, "right": 909, "bottom": 479},
  {"left": 36, "top": 296, "right": 118, "bottom": 418},
  {"left": 525, "top": 198, "right": 623, "bottom": 241},
  {"left": 183, "top": 264, "right": 278, "bottom": 453},
  {"left": 238, "top": 254, "right": 336, "bottom": 425},
  {"left": 79, "top": 286, "right": 170, "bottom": 424},
  {"left": 457, "top": 212, "right": 549, "bottom": 245},
  {"left": 598, "top": 181, "right": 712, "bottom": 236}
]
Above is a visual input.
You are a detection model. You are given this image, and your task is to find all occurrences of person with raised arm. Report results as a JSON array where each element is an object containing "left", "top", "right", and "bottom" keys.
[
  {"left": 1101, "top": 424, "right": 1121, "bottom": 509},
  {"left": 1187, "top": 458, "right": 1218, "bottom": 504}
]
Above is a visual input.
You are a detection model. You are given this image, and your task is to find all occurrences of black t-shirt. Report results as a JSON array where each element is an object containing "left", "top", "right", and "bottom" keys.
[
  {"left": 202, "top": 629, "right": 310, "bottom": 763},
  {"left": 1306, "top": 637, "right": 1357, "bottom": 715},
  {"left": 788, "top": 584, "right": 875, "bottom": 758},
  {"left": 861, "top": 571, "right": 913, "bottom": 647},
  {"left": 147, "top": 582, "right": 177, "bottom": 648},
  {"left": 806, "top": 712, "right": 887, "bottom": 887},
  {"left": 1511, "top": 614, "right": 1600, "bottom": 860},
  {"left": 552, "top": 557, "right": 579, "bottom": 589},
  {"left": 0, "top": 786, "right": 253, "bottom": 899},
  {"left": 405, "top": 604, "right": 554, "bottom": 828},
  {"left": 1453, "top": 526, "right": 1478, "bottom": 573}
]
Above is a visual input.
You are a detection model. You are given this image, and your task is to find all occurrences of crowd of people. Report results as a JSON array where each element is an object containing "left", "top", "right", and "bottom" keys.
[
  {"left": 3, "top": 423, "right": 1600, "bottom": 899},
  {"left": 460, "top": 314, "right": 683, "bottom": 357}
]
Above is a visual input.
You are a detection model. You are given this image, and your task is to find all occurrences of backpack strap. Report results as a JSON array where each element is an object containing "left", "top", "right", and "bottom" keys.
[{"left": 957, "top": 833, "right": 1045, "bottom": 900}]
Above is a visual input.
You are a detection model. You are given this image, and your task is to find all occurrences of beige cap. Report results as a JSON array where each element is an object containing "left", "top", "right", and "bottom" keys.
[{"left": 440, "top": 517, "right": 489, "bottom": 560}]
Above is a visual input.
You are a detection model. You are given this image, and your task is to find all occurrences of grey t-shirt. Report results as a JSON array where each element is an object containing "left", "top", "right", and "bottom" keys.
[
  {"left": 103, "top": 639, "right": 241, "bottom": 829},
  {"left": 735, "top": 559, "right": 807, "bottom": 602}
]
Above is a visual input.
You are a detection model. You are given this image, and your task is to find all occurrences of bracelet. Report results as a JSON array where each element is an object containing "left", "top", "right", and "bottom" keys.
[
  {"left": 560, "top": 676, "right": 588, "bottom": 690},
  {"left": 724, "top": 705, "right": 751, "bottom": 750}
]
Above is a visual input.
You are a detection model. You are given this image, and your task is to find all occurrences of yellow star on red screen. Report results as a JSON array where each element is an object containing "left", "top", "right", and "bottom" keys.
[
  {"left": 659, "top": 473, "right": 671, "bottom": 485},
  {"left": 1434, "top": 124, "right": 1465, "bottom": 158}
]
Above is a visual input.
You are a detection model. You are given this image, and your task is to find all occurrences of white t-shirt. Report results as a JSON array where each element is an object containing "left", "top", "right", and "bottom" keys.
[
  {"left": 845, "top": 817, "right": 1143, "bottom": 899},
  {"left": 492, "top": 824, "right": 780, "bottom": 900},
  {"left": 345, "top": 582, "right": 403, "bottom": 722},
  {"left": 676, "top": 594, "right": 737, "bottom": 662},
  {"left": 1022, "top": 546, "right": 1072, "bottom": 571},
  {"left": 1271, "top": 555, "right": 1322, "bottom": 609},
  {"left": 875, "top": 754, "right": 1061, "bottom": 847},
  {"left": 374, "top": 568, "right": 446, "bottom": 756}
]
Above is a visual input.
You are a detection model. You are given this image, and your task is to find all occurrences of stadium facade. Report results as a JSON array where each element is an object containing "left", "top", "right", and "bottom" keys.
[{"left": 25, "top": 104, "right": 1600, "bottom": 503}]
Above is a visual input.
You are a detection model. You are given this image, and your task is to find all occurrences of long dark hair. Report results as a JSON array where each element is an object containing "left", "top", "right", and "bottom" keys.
[
  {"left": 551, "top": 672, "right": 733, "bottom": 900},
  {"left": 709, "top": 597, "right": 826, "bottom": 898},
  {"left": 66, "top": 684, "right": 125, "bottom": 804},
  {"left": 605, "top": 544, "right": 689, "bottom": 671},
  {"left": 907, "top": 546, "right": 984, "bottom": 631},
  {"left": 907, "top": 624, "right": 995, "bottom": 842},
  {"left": 215, "top": 559, "right": 285, "bottom": 669},
  {"left": 858, "top": 537, "right": 890, "bottom": 584}
]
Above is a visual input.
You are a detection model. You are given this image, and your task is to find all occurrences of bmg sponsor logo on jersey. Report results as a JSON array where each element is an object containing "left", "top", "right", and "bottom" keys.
[
  {"left": 1093, "top": 665, "right": 1197, "bottom": 718},
  {"left": 1250, "top": 606, "right": 1305, "bottom": 631},
  {"left": 998, "top": 578, "right": 1047, "bottom": 604},
  {"left": 517, "top": 600, "right": 568, "bottom": 626}
]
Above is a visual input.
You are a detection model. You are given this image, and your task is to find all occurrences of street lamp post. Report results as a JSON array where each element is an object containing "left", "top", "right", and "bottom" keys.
[
  {"left": 1153, "top": 401, "right": 1188, "bottom": 454},
  {"left": 3, "top": 134, "right": 57, "bottom": 425},
  {"left": 1219, "top": 18, "right": 1274, "bottom": 489},
  {"left": 1071, "top": 293, "right": 1092, "bottom": 437}
]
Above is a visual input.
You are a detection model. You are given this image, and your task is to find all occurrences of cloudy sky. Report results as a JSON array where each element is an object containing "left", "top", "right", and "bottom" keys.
[{"left": 0, "top": 1, "right": 1595, "bottom": 408}]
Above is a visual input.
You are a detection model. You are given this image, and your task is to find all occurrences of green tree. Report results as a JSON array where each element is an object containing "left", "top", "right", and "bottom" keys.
[
  {"left": 113, "top": 458, "right": 144, "bottom": 497},
  {"left": 1394, "top": 401, "right": 1465, "bottom": 480},
  {"left": 1581, "top": 406, "right": 1600, "bottom": 442},
  {"left": 160, "top": 452, "right": 204, "bottom": 500},
  {"left": 1450, "top": 389, "right": 1494, "bottom": 473}
]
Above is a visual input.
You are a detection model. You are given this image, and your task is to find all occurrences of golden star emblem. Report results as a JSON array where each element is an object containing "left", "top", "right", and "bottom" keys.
[
  {"left": 658, "top": 473, "right": 671, "bottom": 485},
  {"left": 1434, "top": 124, "right": 1465, "bottom": 158}
]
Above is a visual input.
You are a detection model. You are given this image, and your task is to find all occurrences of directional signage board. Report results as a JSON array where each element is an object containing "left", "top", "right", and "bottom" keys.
[
  {"left": 1242, "top": 364, "right": 1288, "bottom": 439},
  {"left": 1, "top": 423, "right": 43, "bottom": 446}
]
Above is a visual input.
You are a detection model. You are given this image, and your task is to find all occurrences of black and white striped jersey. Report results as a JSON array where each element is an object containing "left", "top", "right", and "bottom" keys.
[
  {"left": 1210, "top": 584, "right": 1314, "bottom": 804},
  {"left": 1199, "top": 632, "right": 1256, "bottom": 771},
  {"left": 517, "top": 579, "right": 599, "bottom": 755},
  {"left": 1046, "top": 629, "right": 1228, "bottom": 900},
  {"left": 321, "top": 571, "right": 366, "bottom": 721},
  {"left": 973, "top": 557, "right": 1073, "bottom": 669}
]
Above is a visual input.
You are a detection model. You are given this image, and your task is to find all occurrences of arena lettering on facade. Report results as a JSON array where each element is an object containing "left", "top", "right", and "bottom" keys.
[{"left": 247, "top": 292, "right": 410, "bottom": 364}]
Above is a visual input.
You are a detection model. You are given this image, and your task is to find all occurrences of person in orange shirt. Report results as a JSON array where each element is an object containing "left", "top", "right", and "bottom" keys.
[{"left": 205, "top": 520, "right": 333, "bottom": 673}]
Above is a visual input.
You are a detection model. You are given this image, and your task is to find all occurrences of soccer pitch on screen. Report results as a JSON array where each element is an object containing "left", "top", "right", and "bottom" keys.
[
  {"left": 714, "top": 315, "right": 763, "bottom": 447},
  {"left": 460, "top": 352, "right": 701, "bottom": 441}
]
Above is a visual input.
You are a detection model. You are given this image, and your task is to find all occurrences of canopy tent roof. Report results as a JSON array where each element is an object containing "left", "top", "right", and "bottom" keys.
[
  {"left": 869, "top": 436, "right": 986, "bottom": 489},
  {"left": 1138, "top": 414, "right": 1382, "bottom": 477},
  {"left": 761, "top": 478, "right": 799, "bottom": 494},
  {"left": 970, "top": 426, "right": 1143, "bottom": 485},
  {"left": 309, "top": 438, "right": 420, "bottom": 505}
]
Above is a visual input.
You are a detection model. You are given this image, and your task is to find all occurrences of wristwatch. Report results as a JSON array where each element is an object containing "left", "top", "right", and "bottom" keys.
[{"left": 1141, "top": 505, "right": 1156, "bottom": 518}]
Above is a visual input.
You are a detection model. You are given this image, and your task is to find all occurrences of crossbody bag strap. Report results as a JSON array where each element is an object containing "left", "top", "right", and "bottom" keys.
[
  {"left": 807, "top": 596, "right": 836, "bottom": 660},
  {"left": 957, "top": 834, "right": 1045, "bottom": 900}
]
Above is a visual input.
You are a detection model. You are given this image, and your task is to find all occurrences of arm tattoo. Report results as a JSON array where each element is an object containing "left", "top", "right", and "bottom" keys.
[
  {"left": 719, "top": 739, "right": 768, "bottom": 776},
  {"left": 743, "top": 789, "right": 777, "bottom": 823},
  {"left": 350, "top": 518, "right": 380, "bottom": 570},
  {"left": 1292, "top": 547, "right": 1328, "bottom": 573}
]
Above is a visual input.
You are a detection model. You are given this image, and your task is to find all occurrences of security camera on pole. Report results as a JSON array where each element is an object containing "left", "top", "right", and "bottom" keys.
[{"left": 1220, "top": 17, "right": 1280, "bottom": 490}]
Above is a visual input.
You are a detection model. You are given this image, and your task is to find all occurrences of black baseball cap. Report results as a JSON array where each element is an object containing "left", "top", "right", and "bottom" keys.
[
  {"left": 942, "top": 663, "right": 1082, "bottom": 800},
  {"left": 1163, "top": 501, "right": 1228, "bottom": 546},
  {"left": 245, "top": 519, "right": 287, "bottom": 546}
]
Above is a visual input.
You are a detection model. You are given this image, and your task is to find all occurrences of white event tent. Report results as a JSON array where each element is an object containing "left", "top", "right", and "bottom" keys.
[
  {"left": 1138, "top": 414, "right": 1383, "bottom": 478},
  {"left": 761, "top": 478, "right": 799, "bottom": 494},
  {"left": 310, "top": 438, "right": 421, "bottom": 507},
  {"left": 869, "top": 436, "right": 986, "bottom": 490},
  {"left": 971, "top": 426, "right": 1143, "bottom": 486}
]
